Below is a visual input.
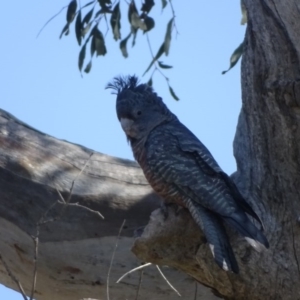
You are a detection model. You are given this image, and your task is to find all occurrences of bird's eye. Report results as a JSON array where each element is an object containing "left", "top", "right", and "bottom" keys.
[{"left": 137, "top": 110, "right": 142, "bottom": 116}]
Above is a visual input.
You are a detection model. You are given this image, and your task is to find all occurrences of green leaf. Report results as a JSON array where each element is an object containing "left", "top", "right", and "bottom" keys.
[
  {"left": 82, "top": 7, "right": 94, "bottom": 26},
  {"left": 90, "top": 24, "right": 98, "bottom": 57},
  {"left": 110, "top": 2, "right": 121, "bottom": 40},
  {"left": 128, "top": 0, "right": 146, "bottom": 30},
  {"left": 75, "top": 10, "right": 82, "bottom": 45},
  {"left": 59, "top": 23, "right": 69, "bottom": 39},
  {"left": 141, "top": 0, "right": 155, "bottom": 13},
  {"left": 82, "top": 22, "right": 92, "bottom": 37},
  {"left": 143, "top": 43, "right": 165, "bottom": 75},
  {"left": 161, "top": 0, "right": 168, "bottom": 9},
  {"left": 78, "top": 43, "right": 86, "bottom": 72},
  {"left": 158, "top": 61, "right": 172, "bottom": 69},
  {"left": 92, "top": 28, "right": 107, "bottom": 56},
  {"left": 128, "top": 0, "right": 138, "bottom": 25},
  {"left": 147, "top": 77, "right": 153, "bottom": 87},
  {"left": 132, "top": 27, "right": 138, "bottom": 46},
  {"left": 84, "top": 60, "right": 92, "bottom": 73},
  {"left": 169, "top": 85, "right": 179, "bottom": 101},
  {"left": 66, "top": 0, "right": 77, "bottom": 24},
  {"left": 222, "top": 42, "right": 244, "bottom": 75},
  {"left": 164, "top": 17, "right": 174, "bottom": 56},
  {"left": 98, "top": 0, "right": 112, "bottom": 12},
  {"left": 91, "top": 35, "right": 96, "bottom": 57},
  {"left": 143, "top": 16, "right": 155, "bottom": 33},
  {"left": 119, "top": 33, "right": 131, "bottom": 58},
  {"left": 240, "top": 0, "right": 247, "bottom": 25}
]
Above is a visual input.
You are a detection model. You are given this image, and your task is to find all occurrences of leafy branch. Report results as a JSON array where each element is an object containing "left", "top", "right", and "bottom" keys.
[
  {"left": 38, "top": 0, "right": 248, "bottom": 100},
  {"left": 39, "top": 0, "right": 179, "bottom": 99}
]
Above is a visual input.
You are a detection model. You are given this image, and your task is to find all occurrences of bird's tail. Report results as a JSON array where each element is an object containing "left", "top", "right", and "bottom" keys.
[
  {"left": 224, "top": 212, "right": 269, "bottom": 252},
  {"left": 186, "top": 200, "right": 239, "bottom": 273}
]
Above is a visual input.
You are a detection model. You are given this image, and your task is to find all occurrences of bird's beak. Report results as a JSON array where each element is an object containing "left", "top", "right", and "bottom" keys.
[{"left": 120, "top": 117, "right": 134, "bottom": 134}]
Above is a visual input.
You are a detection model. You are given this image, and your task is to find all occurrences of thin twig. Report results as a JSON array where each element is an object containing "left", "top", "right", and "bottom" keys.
[
  {"left": 57, "top": 200, "right": 104, "bottom": 219},
  {"left": 135, "top": 269, "right": 144, "bottom": 300},
  {"left": 103, "top": 13, "right": 110, "bottom": 37},
  {"left": 38, "top": 197, "right": 59, "bottom": 224},
  {"left": 194, "top": 280, "right": 198, "bottom": 300},
  {"left": 58, "top": 152, "right": 95, "bottom": 218},
  {"left": 145, "top": 33, "right": 169, "bottom": 82},
  {"left": 56, "top": 188, "right": 66, "bottom": 204},
  {"left": 36, "top": 5, "right": 68, "bottom": 38},
  {"left": 0, "top": 253, "right": 28, "bottom": 300},
  {"left": 156, "top": 265, "right": 181, "bottom": 297},
  {"left": 30, "top": 227, "right": 39, "bottom": 300},
  {"left": 66, "top": 152, "right": 94, "bottom": 204},
  {"left": 168, "top": 0, "right": 179, "bottom": 36},
  {"left": 38, "top": 217, "right": 58, "bottom": 225},
  {"left": 107, "top": 219, "right": 126, "bottom": 300},
  {"left": 116, "top": 262, "right": 152, "bottom": 283}
]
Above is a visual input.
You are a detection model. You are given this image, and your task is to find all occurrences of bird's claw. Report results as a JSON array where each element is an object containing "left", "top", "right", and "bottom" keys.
[{"left": 160, "top": 202, "right": 182, "bottom": 220}]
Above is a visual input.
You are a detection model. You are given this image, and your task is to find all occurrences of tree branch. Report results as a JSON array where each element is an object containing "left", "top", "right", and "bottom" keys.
[{"left": 0, "top": 108, "right": 218, "bottom": 300}]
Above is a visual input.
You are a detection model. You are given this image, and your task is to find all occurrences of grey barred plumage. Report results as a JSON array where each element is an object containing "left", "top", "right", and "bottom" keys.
[{"left": 107, "top": 75, "right": 269, "bottom": 273}]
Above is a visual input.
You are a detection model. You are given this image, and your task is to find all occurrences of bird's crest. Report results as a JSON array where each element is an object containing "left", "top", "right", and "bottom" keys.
[{"left": 106, "top": 75, "right": 141, "bottom": 94}]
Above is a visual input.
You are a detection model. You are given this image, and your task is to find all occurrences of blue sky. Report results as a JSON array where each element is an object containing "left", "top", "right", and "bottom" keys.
[{"left": 0, "top": 0, "right": 245, "bottom": 298}]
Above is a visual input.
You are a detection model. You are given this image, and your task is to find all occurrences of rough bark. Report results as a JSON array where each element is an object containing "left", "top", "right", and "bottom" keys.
[{"left": 1, "top": 1, "right": 300, "bottom": 299}]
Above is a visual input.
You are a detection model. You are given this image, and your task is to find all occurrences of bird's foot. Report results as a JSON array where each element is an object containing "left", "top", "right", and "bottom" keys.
[{"left": 160, "top": 202, "right": 183, "bottom": 220}]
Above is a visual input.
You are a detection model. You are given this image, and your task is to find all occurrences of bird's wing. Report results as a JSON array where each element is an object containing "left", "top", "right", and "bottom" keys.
[
  {"left": 172, "top": 121, "right": 264, "bottom": 227},
  {"left": 147, "top": 120, "right": 264, "bottom": 227}
]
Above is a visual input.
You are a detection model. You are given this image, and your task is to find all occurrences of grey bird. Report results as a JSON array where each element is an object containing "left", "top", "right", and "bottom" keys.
[{"left": 107, "top": 75, "right": 269, "bottom": 273}]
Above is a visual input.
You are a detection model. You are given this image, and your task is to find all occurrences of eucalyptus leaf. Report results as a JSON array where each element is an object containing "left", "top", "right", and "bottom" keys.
[
  {"left": 110, "top": 2, "right": 121, "bottom": 40},
  {"left": 128, "top": 0, "right": 138, "bottom": 26},
  {"left": 92, "top": 28, "right": 107, "bottom": 56},
  {"left": 98, "top": 0, "right": 112, "bottom": 12},
  {"left": 128, "top": 0, "right": 146, "bottom": 30},
  {"left": 240, "top": 0, "right": 247, "bottom": 25},
  {"left": 75, "top": 10, "right": 82, "bottom": 45},
  {"left": 78, "top": 43, "right": 86, "bottom": 72},
  {"left": 82, "top": 22, "right": 92, "bottom": 37},
  {"left": 119, "top": 33, "right": 131, "bottom": 58},
  {"left": 169, "top": 85, "right": 179, "bottom": 101},
  {"left": 66, "top": 0, "right": 77, "bottom": 23},
  {"left": 141, "top": 0, "right": 155, "bottom": 13},
  {"left": 132, "top": 27, "right": 138, "bottom": 47},
  {"left": 147, "top": 77, "right": 153, "bottom": 87},
  {"left": 82, "top": 7, "right": 94, "bottom": 26},
  {"left": 222, "top": 42, "right": 244, "bottom": 75},
  {"left": 164, "top": 17, "right": 174, "bottom": 56},
  {"left": 143, "top": 16, "right": 155, "bottom": 33},
  {"left": 84, "top": 60, "right": 92, "bottom": 73},
  {"left": 59, "top": 23, "right": 69, "bottom": 39},
  {"left": 161, "top": 0, "right": 168, "bottom": 9},
  {"left": 158, "top": 61, "right": 172, "bottom": 69}
]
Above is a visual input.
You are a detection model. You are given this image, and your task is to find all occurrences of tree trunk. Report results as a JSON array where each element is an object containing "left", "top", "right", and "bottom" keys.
[
  {"left": 134, "top": 0, "right": 300, "bottom": 299},
  {"left": 1, "top": 1, "right": 300, "bottom": 299}
]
